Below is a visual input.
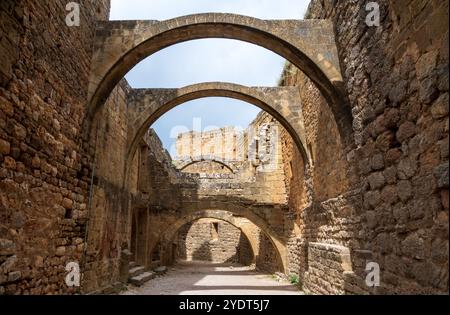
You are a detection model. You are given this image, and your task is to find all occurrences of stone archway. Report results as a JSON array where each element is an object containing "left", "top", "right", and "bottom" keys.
[
  {"left": 176, "top": 157, "right": 236, "bottom": 174},
  {"left": 161, "top": 216, "right": 257, "bottom": 266},
  {"left": 124, "top": 82, "right": 310, "bottom": 186},
  {"left": 155, "top": 210, "right": 287, "bottom": 273},
  {"left": 86, "top": 13, "right": 351, "bottom": 145}
]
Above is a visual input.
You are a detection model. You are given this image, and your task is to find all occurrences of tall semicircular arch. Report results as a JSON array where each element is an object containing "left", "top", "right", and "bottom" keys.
[
  {"left": 86, "top": 13, "right": 352, "bottom": 149},
  {"left": 124, "top": 82, "right": 310, "bottom": 186},
  {"left": 156, "top": 210, "right": 286, "bottom": 273}
]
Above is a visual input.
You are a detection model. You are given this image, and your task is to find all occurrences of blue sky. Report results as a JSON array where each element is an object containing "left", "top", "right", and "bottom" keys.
[{"left": 110, "top": 0, "right": 311, "bottom": 155}]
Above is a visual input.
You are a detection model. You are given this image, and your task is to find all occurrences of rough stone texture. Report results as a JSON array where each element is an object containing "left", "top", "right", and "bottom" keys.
[
  {"left": 81, "top": 79, "right": 132, "bottom": 293},
  {"left": 176, "top": 219, "right": 252, "bottom": 264},
  {"left": 276, "top": 0, "right": 449, "bottom": 295},
  {"left": 174, "top": 126, "right": 245, "bottom": 174},
  {"left": 120, "top": 262, "right": 302, "bottom": 295},
  {"left": 303, "top": 243, "right": 352, "bottom": 295},
  {"left": 0, "top": 0, "right": 448, "bottom": 296},
  {"left": 88, "top": 16, "right": 344, "bottom": 136},
  {"left": 130, "top": 111, "right": 292, "bottom": 275},
  {"left": 0, "top": 0, "right": 110, "bottom": 295},
  {"left": 255, "top": 231, "right": 282, "bottom": 274}
]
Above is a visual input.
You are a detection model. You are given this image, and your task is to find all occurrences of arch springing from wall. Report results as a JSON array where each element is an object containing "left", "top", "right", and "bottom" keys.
[
  {"left": 155, "top": 210, "right": 286, "bottom": 273},
  {"left": 86, "top": 14, "right": 351, "bottom": 148}
]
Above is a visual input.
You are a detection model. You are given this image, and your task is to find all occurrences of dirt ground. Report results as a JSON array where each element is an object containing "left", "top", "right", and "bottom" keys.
[{"left": 120, "top": 261, "right": 303, "bottom": 295}]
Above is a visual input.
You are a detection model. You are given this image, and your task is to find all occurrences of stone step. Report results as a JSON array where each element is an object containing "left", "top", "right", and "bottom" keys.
[
  {"left": 129, "top": 266, "right": 145, "bottom": 277},
  {"left": 129, "top": 271, "right": 155, "bottom": 286},
  {"left": 129, "top": 261, "right": 137, "bottom": 268}
]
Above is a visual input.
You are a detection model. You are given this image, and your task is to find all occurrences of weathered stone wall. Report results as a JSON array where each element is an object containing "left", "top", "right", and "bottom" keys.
[
  {"left": 255, "top": 231, "right": 282, "bottom": 274},
  {"left": 279, "top": 125, "right": 310, "bottom": 281},
  {"left": 176, "top": 219, "right": 253, "bottom": 264},
  {"left": 238, "top": 233, "right": 254, "bottom": 266},
  {"left": 316, "top": 0, "right": 448, "bottom": 295},
  {"left": 279, "top": 66, "right": 360, "bottom": 292},
  {"left": 0, "top": 0, "right": 110, "bottom": 295},
  {"left": 174, "top": 110, "right": 287, "bottom": 175},
  {"left": 139, "top": 130, "right": 181, "bottom": 207},
  {"left": 127, "top": 126, "right": 291, "bottom": 272},
  {"left": 81, "top": 79, "right": 131, "bottom": 293},
  {"left": 1, "top": 0, "right": 447, "bottom": 296},
  {"left": 176, "top": 127, "right": 242, "bottom": 161},
  {"left": 280, "top": 68, "right": 352, "bottom": 201},
  {"left": 279, "top": 0, "right": 449, "bottom": 294},
  {"left": 303, "top": 243, "right": 352, "bottom": 295}
]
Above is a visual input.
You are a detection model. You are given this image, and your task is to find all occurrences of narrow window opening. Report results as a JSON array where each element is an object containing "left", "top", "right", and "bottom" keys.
[{"left": 211, "top": 222, "right": 219, "bottom": 241}]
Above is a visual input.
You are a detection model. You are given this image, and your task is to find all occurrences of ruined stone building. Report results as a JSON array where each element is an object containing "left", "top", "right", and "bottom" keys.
[
  {"left": 174, "top": 112, "right": 282, "bottom": 172},
  {"left": 0, "top": 0, "right": 448, "bottom": 295}
]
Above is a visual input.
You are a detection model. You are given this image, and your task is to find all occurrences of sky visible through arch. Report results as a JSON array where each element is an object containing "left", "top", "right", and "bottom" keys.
[{"left": 110, "top": 0, "right": 311, "bottom": 156}]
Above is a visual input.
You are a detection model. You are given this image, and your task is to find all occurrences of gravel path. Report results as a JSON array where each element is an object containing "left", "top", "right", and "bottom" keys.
[{"left": 121, "top": 261, "right": 303, "bottom": 295}]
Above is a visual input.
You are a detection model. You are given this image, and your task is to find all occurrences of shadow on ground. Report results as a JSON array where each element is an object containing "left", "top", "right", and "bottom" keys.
[{"left": 121, "top": 261, "right": 303, "bottom": 295}]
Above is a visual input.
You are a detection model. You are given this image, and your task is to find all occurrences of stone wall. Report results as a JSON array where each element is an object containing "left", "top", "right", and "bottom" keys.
[
  {"left": 238, "top": 233, "right": 254, "bottom": 266},
  {"left": 182, "top": 161, "right": 234, "bottom": 174},
  {"left": 140, "top": 129, "right": 181, "bottom": 207},
  {"left": 286, "top": 237, "right": 308, "bottom": 284},
  {"left": 174, "top": 111, "right": 286, "bottom": 175},
  {"left": 176, "top": 219, "right": 253, "bottom": 264},
  {"left": 176, "top": 127, "right": 242, "bottom": 161},
  {"left": 255, "top": 231, "right": 282, "bottom": 274},
  {"left": 173, "top": 217, "right": 281, "bottom": 273},
  {"left": 317, "top": 0, "right": 447, "bottom": 295},
  {"left": 81, "top": 79, "right": 132, "bottom": 293},
  {"left": 303, "top": 243, "right": 352, "bottom": 295},
  {"left": 0, "top": 0, "right": 111, "bottom": 295},
  {"left": 278, "top": 0, "right": 449, "bottom": 294}
]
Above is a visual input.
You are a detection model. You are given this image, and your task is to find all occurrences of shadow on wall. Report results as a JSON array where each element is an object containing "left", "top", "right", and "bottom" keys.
[
  {"left": 256, "top": 231, "right": 281, "bottom": 274},
  {"left": 191, "top": 242, "right": 213, "bottom": 262},
  {"left": 174, "top": 219, "right": 255, "bottom": 265},
  {"left": 238, "top": 233, "right": 254, "bottom": 266}
]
